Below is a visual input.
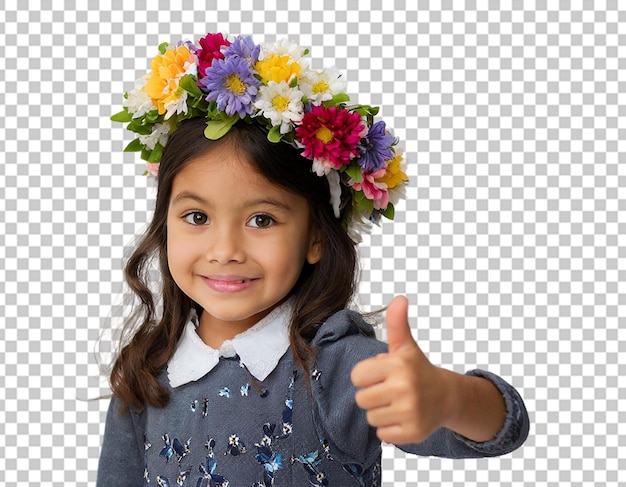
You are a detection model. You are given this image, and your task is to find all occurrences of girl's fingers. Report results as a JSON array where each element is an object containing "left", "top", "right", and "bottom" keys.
[
  {"left": 375, "top": 424, "right": 425, "bottom": 445},
  {"left": 364, "top": 405, "right": 401, "bottom": 429},
  {"left": 350, "top": 353, "right": 392, "bottom": 388},
  {"left": 354, "top": 382, "right": 393, "bottom": 410}
]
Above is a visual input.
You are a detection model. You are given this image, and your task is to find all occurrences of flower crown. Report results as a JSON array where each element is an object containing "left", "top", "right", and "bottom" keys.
[{"left": 111, "top": 33, "right": 408, "bottom": 232}]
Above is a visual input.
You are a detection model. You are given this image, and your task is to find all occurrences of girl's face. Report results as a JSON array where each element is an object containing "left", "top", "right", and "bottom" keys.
[{"left": 166, "top": 144, "right": 322, "bottom": 345}]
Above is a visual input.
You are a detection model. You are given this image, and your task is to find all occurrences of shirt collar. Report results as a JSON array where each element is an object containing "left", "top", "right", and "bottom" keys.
[{"left": 167, "top": 299, "right": 293, "bottom": 388}]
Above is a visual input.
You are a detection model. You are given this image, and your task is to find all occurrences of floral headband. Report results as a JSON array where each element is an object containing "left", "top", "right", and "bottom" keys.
[{"left": 111, "top": 33, "right": 408, "bottom": 232}]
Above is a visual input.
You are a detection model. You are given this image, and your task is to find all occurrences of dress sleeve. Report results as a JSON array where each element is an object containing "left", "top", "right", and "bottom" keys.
[
  {"left": 96, "top": 396, "right": 146, "bottom": 487},
  {"left": 308, "top": 310, "right": 389, "bottom": 467},
  {"left": 397, "top": 369, "right": 530, "bottom": 459},
  {"left": 309, "top": 310, "right": 530, "bottom": 463}
]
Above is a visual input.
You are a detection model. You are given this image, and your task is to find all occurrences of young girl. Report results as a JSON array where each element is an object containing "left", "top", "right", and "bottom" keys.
[{"left": 98, "top": 33, "right": 529, "bottom": 486}]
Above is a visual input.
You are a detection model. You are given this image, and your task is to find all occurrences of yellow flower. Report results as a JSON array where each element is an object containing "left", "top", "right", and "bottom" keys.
[
  {"left": 255, "top": 54, "right": 301, "bottom": 84},
  {"left": 376, "top": 153, "right": 408, "bottom": 189},
  {"left": 144, "top": 46, "right": 195, "bottom": 116}
]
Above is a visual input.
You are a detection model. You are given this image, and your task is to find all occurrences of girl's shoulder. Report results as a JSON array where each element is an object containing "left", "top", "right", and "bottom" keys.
[
  {"left": 311, "top": 308, "right": 377, "bottom": 344},
  {"left": 310, "top": 308, "right": 387, "bottom": 367}
]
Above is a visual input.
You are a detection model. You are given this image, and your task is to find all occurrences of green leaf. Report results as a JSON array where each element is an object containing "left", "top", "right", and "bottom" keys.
[
  {"left": 158, "top": 42, "right": 169, "bottom": 54},
  {"left": 110, "top": 109, "right": 132, "bottom": 123},
  {"left": 334, "top": 93, "right": 351, "bottom": 104},
  {"left": 204, "top": 116, "right": 238, "bottom": 140},
  {"left": 123, "top": 138, "right": 143, "bottom": 152},
  {"left": 148, "top": 143, "right": 163, "bottom": 162},
  {"left": 344, "top": 162, "right": 363, "bottom": 183},
  {"left": 381, "top": 203, "right": 395, "bottom": 220},
  {"left": 206, "top": 101, "right": 221, "bottom": 118},
  {"left": 144, "top": 110, "right": 161, "bottom": 124},
  {"left": 289, "top": 76, "right": 299, "bottom": 88},
  {"left": 127, "top": 120, "right": 154, "bottom": 135},
  {"left": 350, "top": 104, "right": 380, "bottom": 118},
  {"left": 179, "top": 74, "right": 203, "bottom": 98},
  {"left": 188, "top": 97, "right": 208, "bottom": 110},
  {"left": 267, "top": 125, "right": 282, "bottom": 143},
  {"left": 323, "top": 93, "right": 350, "bottom": 107},
  {"left": 354, "top": 193, "right": 374, "bottom": 214},
  {"left": 281, "top": 130, "right": 295, "bottom": 143}
]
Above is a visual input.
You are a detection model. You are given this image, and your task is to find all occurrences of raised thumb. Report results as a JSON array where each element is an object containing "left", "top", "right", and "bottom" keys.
[{"left": 386, "top": 295, "right": 416, "bottom": 353}]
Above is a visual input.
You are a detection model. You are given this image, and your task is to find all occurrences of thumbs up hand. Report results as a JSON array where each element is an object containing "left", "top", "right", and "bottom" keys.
[{"left": 351, "top": 296, "right": 455, "bottom": 445}]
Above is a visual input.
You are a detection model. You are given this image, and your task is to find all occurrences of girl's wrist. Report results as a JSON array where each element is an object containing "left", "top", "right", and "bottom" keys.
[
  {"left": 441, "top": 371, "right": 506, "bottom": 443},
  {"left": 438, "top": 367, "right": 465, "bottom": 434}
]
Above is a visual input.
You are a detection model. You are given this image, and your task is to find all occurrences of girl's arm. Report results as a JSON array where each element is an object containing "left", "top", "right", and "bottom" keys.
[
  {"left": 395, "top": 368, "right": 529, "bottom": 459},
  {"left": 438, "top": 366, "right": 507, "bottom": 442},
  {"left": 97, "top": 396, "right": 146, "bottom": 486},
  {"left": 351, "top": 296, "right": 529, "bottom": 449}
]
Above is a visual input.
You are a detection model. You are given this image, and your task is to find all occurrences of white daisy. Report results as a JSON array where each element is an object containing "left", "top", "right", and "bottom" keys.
[
  {"left": 310, "top": 158, "right": 333, "bottom": 177},
  {"left": 139, "top": 123, "right": 169, "bottom": 150},
  {"left": 123, "top": 75, "right": 156, "bottom": 118},
  {"left": 254, "top": 81, "right": 304, "bottom": 134},
  {"left": 163, "top": 90, "right": 189, "bottom": 120},
  {"left": 182, "top": 58, "right": 198, "bottom": 78},
  {"left": 299, "top": 66, "right": 347, "bottom": 105},
  {"left": 325, "top": 169, "right": 342, "bottom": 219},
  {"left": 258, "top": 38, "right": 308, "bottom": 64}
]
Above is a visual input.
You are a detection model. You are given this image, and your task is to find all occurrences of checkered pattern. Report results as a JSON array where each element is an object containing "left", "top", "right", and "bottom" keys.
[{"left": 1, "top": 0, "right": 625, "bottom": 485}]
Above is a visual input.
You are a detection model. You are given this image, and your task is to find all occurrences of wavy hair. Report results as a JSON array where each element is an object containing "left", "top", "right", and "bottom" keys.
[{"left": 109, "top": 118, "right": 371, "bottom": 409}]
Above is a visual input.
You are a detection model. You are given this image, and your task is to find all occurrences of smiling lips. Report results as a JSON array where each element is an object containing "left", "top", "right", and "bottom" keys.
[{"left": 201, "top": 275, "right": 258, "bottom": 293}]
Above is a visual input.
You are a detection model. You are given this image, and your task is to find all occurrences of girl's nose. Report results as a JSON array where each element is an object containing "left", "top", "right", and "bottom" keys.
[{"left": 205, "top": 225, "right": 246, "bottom": 264}]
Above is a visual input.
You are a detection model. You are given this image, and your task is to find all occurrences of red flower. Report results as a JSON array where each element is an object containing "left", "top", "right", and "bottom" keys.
[
  {"left": 196, "top": 33, "right": 231, "bottom": 78},
  {"left": 295, "top": 105, "right": 365, "bottom": 171}
]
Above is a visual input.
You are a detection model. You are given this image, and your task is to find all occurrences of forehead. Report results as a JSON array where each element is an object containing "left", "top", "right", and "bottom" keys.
[{"left": 169, "top": 147, "right": 307, "bottom": 207}]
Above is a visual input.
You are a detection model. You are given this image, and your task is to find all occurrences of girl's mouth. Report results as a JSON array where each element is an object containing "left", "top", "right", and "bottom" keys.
[{"left": 201, "top": 276, "right": 258, "bottom": 293}]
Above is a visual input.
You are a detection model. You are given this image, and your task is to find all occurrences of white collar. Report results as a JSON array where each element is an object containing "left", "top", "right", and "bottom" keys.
[{"left": 167, "top": 299, "right": 293, "bottom": 388}]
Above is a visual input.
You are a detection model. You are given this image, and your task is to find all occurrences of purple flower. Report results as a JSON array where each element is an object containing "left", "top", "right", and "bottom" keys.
[
  {"left": 223, "top": 35, "right": 261, "bottom": 64},
  {"left": 199, "top": 56, "right": 260, "bottom": 118},
  {"left": 357, "top": 120, "right": 395, "bottom": 172},
  {"left": 177, "top": 39, "right": 199, "bottom": 54}
]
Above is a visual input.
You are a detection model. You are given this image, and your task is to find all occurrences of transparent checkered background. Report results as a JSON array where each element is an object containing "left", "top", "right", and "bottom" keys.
[{"left": 1, "top": 0, "right": 625, "bottom": 485}]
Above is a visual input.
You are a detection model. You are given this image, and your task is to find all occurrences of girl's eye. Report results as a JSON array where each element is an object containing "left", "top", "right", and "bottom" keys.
[
  {"left": 248, "top": 214, "right": 275, "bottom": 228},
  {"left": 183, "top": 212, "right": 209, "bottom": 225}
]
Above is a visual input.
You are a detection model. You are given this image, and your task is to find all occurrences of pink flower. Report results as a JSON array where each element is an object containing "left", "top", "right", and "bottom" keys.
[
  {"left": 352, "top": 167, "right": 389, "bottom": 209},
  {"left": 146, "top": 162, "right": 159, "bottom": 177},
  {"left": 196, "top": 33, "right": 231, "bottom": 78},
  {"left": 295, "top": 105, "right": 365, "bottom": 172}
]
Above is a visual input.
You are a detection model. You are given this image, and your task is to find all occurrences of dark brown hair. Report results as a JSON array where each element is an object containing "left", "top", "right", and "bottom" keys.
[{"left": 110, "top": 118, "right": 371, "bottom": 409}]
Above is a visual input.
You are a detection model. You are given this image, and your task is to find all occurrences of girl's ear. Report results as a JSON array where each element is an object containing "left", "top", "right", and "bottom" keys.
[{"left": 306, "top": 232, "right": 322, "bottom": 264}]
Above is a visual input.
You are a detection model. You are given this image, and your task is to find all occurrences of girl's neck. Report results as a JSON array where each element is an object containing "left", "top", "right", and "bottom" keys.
[{"left": 196, "top": 308, "right": 271, "bottom": 349}]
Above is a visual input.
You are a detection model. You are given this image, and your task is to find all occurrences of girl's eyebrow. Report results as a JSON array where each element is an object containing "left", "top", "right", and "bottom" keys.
[
  {"left": 171, "top": 191, "right": 293, "bottom": 211},
  {"left": 171, "top": 191, "right": 208, "bottom": 205}
]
